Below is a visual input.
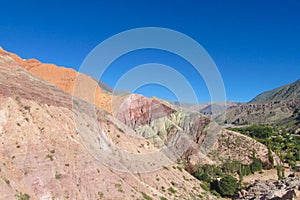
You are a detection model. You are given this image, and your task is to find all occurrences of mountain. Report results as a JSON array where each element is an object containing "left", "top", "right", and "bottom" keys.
[
  {"left": 0, "top": 48, "right": 219, "bottom": 200},
  {"left": 175, "top": 102, "right": 241, "bottom": 116},
  {"left": 250, "top": 79, "right": 300, "bottom": 103},
  {"left": 0, "top": 47, "right": 278, "bottom": 199},
  {"left": 215, "top": 80, "right": 300, "bottom": 132}
]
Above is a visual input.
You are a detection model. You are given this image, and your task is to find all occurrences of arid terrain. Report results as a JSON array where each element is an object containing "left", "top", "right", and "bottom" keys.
[{"left": 0, "top": 47, "right": 299, "bottom": 200}]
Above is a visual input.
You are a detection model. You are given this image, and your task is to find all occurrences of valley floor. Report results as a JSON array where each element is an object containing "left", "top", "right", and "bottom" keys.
[{"left": 242, "top": 168, "right": 294, "bottom": 184}]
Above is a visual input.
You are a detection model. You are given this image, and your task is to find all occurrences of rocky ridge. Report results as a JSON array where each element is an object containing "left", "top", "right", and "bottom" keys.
[{"left": 250, "top": 79, "right": 300, "bottom": 103}]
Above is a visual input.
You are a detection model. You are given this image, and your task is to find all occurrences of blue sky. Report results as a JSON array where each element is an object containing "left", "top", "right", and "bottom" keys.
[{"left": 0, "top": 0, "right": 299, "bottom": 103}]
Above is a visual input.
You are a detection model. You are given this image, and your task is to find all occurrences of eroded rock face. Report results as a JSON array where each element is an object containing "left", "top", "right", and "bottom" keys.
[
  {"left": 234, "top": 177, "right": 300, "bottom": 200},
  {"left": 113, "top": 94, "right": 277, "bottom": 167},
  {"left": 115, "top": 94, "right": 176, "bottom": 128},
  {"left": 115, "top": 94, "right": 210, "bottom": 141}
]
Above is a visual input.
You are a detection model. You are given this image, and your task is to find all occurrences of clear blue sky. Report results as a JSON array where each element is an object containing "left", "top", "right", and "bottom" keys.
[{"left": 0, "top": 0, "right": 299, "bottom": 103}]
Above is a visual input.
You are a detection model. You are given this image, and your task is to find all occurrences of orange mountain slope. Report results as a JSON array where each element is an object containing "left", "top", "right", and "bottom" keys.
[{"left": 0, "top": 47, "right": 112, "bottom": 113}]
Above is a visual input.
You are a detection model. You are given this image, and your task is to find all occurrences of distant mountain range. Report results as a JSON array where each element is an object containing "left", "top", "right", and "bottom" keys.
[
  {"left": 250, "top": 79, "right": 300, "bottom": 103},
  {"left": 216, "top": 79, "right": 300, "bottom": 133},
  {"left": 174, "top": 101, "right": 241, "bottom": 116}
]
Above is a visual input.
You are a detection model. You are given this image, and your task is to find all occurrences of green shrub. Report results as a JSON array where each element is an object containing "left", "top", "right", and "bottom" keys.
[
  {"left": 141, "top": 192, "right": 152, "bottom": 200},
  {"left": 216, "top": 175, "right": 239, "bottom": 197},
  {"left": 222, "top": 160, "right": 241, "bottom": 174},
  {"left": 177, "top": 166, "right": 183, "bottom": 172},
  {"left": 2, "top": 177, "right": 10, "bottom": 185},
  {"left": 55, "top": 172, "right": 61, "bottom": 179},
  {"left": 193, "top": 171, "right": 211, "bottom": 182},
  {"left": 200, "top": 181, "right": 210, "bottom": 191},
  {"left": 210, "top": 190, "right": 221, "bottom": 198},
  {"left": 268, "top": 148, "right": 274, "bottom": 168},
  {"left": 241, "top": 165, "right": 251, "bottom": 176},
  {"left": 46, "top": 154, "right": 54, "bottom": 161},
  {"left": 250, "top": 159, "right": 263, "bottom": 173},
  {"left": 167, "top": 187, "right": 176, "bottom": 194},
  {"left": 16, "top": 193, "right": 30, "bottom": 200},
  {"left": 296, "top": 149, "right": 300, "bottom": 161},
  {"left": 98, "top": 192, "right": 104, "bottom": 198}
]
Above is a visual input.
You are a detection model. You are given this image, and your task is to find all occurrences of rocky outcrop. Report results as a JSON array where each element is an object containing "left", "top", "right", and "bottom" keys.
[{"left": 235, "top": 177, "right": 300, "bottom": 200}]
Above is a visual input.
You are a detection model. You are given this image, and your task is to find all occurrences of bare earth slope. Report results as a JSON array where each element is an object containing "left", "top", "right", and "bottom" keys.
[
  {"left": 0, "top": 50, "right": 216, "bottom": 200},
  {"left": 0, "top": 47, "right": 112, "bottom": 113}
]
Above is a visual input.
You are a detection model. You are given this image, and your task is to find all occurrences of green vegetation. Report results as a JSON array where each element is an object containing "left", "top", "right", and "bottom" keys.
[
  {"left": 215, "top": 174, "right": 239, "bottom": 197},
  {"left": 250, "top": 158, "right": 263, "bottom": 173},
  {"left": 114, "top": 184, "right": 124, "bottom": 193},
  {"left": 177, "top": 166, "right": 183, "bottom": 172},
  {"left": 97, "top": 192, "right": 104, "bottom": 199},
  {"left": 55, "top": 172, "right": 62, "bottom": 179},
  {"left": 188, "top": 158, "right": 265, "bottom": 198},
  {"left": 16, "top": 193, "right": 30, "bottom": 200},
  {"left": 140, "top": 192, "right": 153, "bottom": 200},
  {"left": 276, "top": 165, "right": 285, "bottom": 180},
  {"left": 167, "top": 187, "right": 176, "bottom": 194},
  {"left": 228, "top": 125, "right": 300, "bottom": 169},
  {"left": 210, "top": 189, "right": 221, "bottom": 198},
  {"left": 46, "top": 149, "right": 56, "bottom": 161},
  {"left": 46, "top": 154, "right": 53, "bottom": 161},
  {"left": 2, "top": 177, "right": 10, "bottom": 185},
  {"left": 200, "top": 181, "right": 210, "bottom": 191},
  {"left": 24, "top": 106, "right": 31, "bottom": 111}
]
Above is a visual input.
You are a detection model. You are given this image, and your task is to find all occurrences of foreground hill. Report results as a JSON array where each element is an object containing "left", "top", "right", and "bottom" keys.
[
  {"left": 0, "top": 47, "right": 278, "bottom": 199},
  {"left": 0, "top": 49, "right": 219, "bottom": 200}
]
